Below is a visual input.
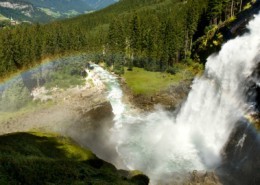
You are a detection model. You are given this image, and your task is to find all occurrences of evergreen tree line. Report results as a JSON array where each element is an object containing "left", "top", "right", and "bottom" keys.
[
  {"left": 0, "top": 0, "right": 252, "bottom": 77},
  {"left": 103, "top": 0, "right": 251, "bottom": 73},
  {"left": 106, "top": 0, "right": 207, "bottom": 73},
  {"left": 0, "top": 23, "right": 88, "bottom": 76}
]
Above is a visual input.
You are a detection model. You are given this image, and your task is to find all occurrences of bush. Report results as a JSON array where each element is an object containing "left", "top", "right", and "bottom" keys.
[{"left": 166, "top": 67, "right": 177, "bottom": 75}]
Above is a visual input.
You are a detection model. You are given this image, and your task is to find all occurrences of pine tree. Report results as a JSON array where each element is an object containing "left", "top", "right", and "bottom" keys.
[
  {"left": 207, "top": 0, "right": 223, "bottom": 24},
  {"left": 129, "top": 13, "right": 141, "bottom": 58}
]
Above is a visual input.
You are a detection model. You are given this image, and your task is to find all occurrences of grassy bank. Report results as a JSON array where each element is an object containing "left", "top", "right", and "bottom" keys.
[
  {"left": 0, "top": 132, "right": 148, "bottom": 185},
  {"left": 123, "top": 63, "right": 202, "bottom": 96}
]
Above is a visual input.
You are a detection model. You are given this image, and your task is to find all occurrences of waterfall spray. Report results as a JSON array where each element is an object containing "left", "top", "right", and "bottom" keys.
[{"left": 89, "top": 13, "right": 260, "bottom": 183}]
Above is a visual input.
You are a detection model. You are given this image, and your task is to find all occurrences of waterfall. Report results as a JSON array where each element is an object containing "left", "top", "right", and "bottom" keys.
[{"left": 88, "top": 13, "right": 260, "bottom": 183}]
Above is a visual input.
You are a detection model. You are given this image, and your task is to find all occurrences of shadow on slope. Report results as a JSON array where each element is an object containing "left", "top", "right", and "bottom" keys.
[{"left": 0, "top": 132, "right": 149, "bottom": 185}]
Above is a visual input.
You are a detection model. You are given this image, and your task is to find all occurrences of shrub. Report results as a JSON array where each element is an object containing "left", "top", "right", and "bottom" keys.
[{"left": 166, "top": 67, "right": 177, "bottom": 75}]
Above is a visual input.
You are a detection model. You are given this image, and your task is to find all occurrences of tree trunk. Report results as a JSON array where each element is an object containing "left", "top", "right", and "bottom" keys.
[
  {"left": 225, "top": 6, "right": 229, "bottom": 20},
  {"left": 240, "top": 0, "right": 243, "bottom": 12},
  {"left": 175, "top": 51, "right": 180, "bottom": 63},
  {"left": 231, "top": 0, "right": 234, "bottom": 17},
  {"left": 190, "top": 37, "right": 193, "bottom": 52},
  {"left": 184, "top": 31, "right": 189, "bottom": 59},
  {"left": 213, "top": 17, "right": 218, "bottom": 25}
]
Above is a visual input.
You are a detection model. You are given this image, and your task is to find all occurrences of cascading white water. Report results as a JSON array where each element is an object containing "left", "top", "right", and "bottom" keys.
[
  {"left": 88, "top": 13, "right": 260, "bottom": 183},
  {"left": 86, "top": 65, "right": 126, "bottom": 124}
]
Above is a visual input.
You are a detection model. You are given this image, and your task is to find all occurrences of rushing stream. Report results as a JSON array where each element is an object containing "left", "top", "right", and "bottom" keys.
[{"left": 88, "top": 13, "right": 260, "bottom": 183}]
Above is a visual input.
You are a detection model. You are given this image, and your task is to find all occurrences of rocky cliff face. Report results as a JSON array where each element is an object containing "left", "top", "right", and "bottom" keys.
[
  {"left": 216, "top": 54, "right": 260, "bottom": 185},
  {"left": 121, "top": 78, "right": 192, "bottom": 111},
  {"left": 217, "top": 119, "right": 260, "bottom": 185},
  {"left": 62, "top": 88, "right": 119, "bottom": 166}
]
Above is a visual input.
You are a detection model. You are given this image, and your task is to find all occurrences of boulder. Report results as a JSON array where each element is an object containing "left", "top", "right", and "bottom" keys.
[{"left": 84, "top": 101, "right": 114, "bottom": 123}]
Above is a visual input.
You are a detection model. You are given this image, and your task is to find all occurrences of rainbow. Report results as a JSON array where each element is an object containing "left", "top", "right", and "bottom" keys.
[{"left": 0, "top": 53, "right": 89, "bottom": 89}]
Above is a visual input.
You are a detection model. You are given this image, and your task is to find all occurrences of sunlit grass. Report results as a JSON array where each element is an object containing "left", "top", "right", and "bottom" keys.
[
  {"left": 123, "top": 63, "right": 202, "bottom": 95},
  {"left": 0, "top": 131, "right": 95, "bottom": 161},
  {"left": 31, "top": 132, "right": 95, "bottom": 160},
  {"left": 123, "top": 68, "right": 178, "bottom": 95}
]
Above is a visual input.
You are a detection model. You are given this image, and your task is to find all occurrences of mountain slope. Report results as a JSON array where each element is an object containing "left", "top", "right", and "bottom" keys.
[
  {"left": 0, "top": 0, "right": 52, "bottom": 22},
  {"left": 0, "top": 0, "right": 94, "bottom": 23},
  {"left": 83, "top": 0, "right": 119, "bottom": 10},
  {"left": 24, "top": 0, "right": 92, "bottom": 14}
]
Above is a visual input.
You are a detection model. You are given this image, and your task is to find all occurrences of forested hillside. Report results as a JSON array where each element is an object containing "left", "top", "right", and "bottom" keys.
[{"left": 0, "top": 0, "right": 256, "bottom": 78}]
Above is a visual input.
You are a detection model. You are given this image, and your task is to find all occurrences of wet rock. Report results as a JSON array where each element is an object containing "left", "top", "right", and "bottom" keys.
[
  {"left": 188, "top": 171, "right": 222, "bottom": 185},
  {"left": 216, "top": 119, "right": 260, "bottom": 185},
  {"left": 156, "top": 171, "right": 222, "bottom": 185},
  {"left": 155, "top": 80, "right": 192, "bottom": 110},
  {"left": 84, "top": 101, "right": 114, "bottom": 123},
  {"left": 118, "top": 170, "right": 149, "bottom": 185},
  {"left": 130, "top": 174, "right": 149, "bottom": 185}
]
